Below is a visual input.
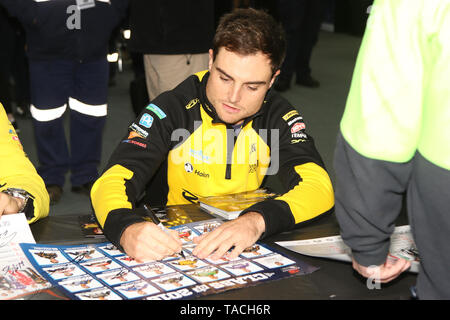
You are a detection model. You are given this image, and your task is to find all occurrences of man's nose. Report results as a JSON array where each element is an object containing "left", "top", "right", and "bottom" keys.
[{"left": 228, "top": 84, "right": 242, "bottom": 104}]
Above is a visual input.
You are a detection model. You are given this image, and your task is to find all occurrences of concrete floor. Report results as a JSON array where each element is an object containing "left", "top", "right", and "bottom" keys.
[{"left": 16, "top": 30, "right": 363, "bottom": 217}]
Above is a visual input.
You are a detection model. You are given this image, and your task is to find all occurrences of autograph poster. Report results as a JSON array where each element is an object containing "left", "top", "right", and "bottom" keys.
[{"left": 21, "top": 219, "right": 318, "bottom": 300}]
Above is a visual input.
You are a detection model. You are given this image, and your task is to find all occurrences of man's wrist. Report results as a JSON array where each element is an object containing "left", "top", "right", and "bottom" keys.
[
  {"left": 12, "top": 197, "right": 25, "bottom": 211},
  {"left": 241, "top": 211, "right": 266, "bottom": 237},
  {"left": 103, "top": 208, "right": 148, "bottom": 251},
  {"left": 2, "top": 188, "right": 30, "bottom": 212}
]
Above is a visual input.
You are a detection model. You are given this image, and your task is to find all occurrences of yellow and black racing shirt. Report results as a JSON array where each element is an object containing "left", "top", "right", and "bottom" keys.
[
  {"left": 91, "top": 71, "right": 334, "bottom": 247},
  {"left": 0, "top": 103, "right": 49, "bottom": 223}
]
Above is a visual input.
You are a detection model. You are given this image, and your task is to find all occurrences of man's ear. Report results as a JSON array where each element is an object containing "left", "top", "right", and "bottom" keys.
[
  {"left": 269, "top": 70, "right": 281, "bottom": 88},
  {"left": 208, "top": 49, "right": 214, "bottom": 71}
]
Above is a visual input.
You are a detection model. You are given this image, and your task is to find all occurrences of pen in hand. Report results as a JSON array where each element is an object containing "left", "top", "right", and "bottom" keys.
[{"left": 143, "top": 205, "right": 185, "bottom": 258}]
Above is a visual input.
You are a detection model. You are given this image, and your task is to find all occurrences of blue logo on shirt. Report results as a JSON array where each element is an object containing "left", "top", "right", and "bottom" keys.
[{"left": 139, "top": 113, "right": 154, "bottom": 128}]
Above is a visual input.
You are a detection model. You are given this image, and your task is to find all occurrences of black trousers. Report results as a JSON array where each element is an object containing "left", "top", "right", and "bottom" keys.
[
  {"left": 0, "top": 9, "right": 29, "bottom": 114},
  {"left": 277, "top": 0, "right": 325, "bottom": 81}
]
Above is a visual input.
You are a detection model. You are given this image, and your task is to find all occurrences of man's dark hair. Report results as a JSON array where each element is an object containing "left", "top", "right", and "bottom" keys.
[{"left": 212, "top": 8, "right": 286, "bottom": 75}]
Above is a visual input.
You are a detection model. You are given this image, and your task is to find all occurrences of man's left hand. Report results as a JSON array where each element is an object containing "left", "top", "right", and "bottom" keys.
[
  {"left": 0, "top": 192, "right": 24, "bottom": 217},
  {"left": 192, "top": 212, "right": 265, "bottom": 260}
]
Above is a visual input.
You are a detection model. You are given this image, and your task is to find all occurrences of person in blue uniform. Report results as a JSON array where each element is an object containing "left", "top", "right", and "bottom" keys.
[{"left": 0, "top": 0, "right": 129, "bottom": 204}]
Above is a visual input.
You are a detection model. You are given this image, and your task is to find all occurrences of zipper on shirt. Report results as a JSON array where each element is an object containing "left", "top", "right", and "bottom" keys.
[{"left": 225, "top": 124, "right": 242, "bottom": 180}]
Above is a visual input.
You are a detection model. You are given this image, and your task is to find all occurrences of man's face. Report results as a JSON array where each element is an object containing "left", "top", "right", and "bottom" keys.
[{"left": 206, "top": 48, "right": 279, "bottom": 125}]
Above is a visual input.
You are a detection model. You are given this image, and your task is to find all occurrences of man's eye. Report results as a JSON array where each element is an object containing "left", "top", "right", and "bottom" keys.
[
  {"left": 247, "top": 86, "right": 258, "bottom": 91},
  {"left": 220, "top": 76, "right": 230, "bottom": 82}
]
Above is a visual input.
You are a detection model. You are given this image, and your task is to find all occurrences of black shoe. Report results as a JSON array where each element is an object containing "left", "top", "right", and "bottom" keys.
[
  {"left": 46, "top": 185, "right": 63, "bottom": 205},
  {"left": 296, "top": 75, "right": 320, "bottom": 88},
  {"left": 274, "top": 78, "right": 291, "bottom": 92},
  {"left": 71, "top": 181, "right": 95, "bottom": 196}
]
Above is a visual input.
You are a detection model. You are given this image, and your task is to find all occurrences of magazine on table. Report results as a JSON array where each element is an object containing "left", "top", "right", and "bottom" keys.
[
  {"left": 78, "top": 214, "right": 105, "bottom": 239},
  {"left": 198, "top": 189, "right": 277, "bottom": 220}
]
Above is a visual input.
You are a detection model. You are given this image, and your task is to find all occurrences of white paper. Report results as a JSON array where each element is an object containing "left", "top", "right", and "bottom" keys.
[
  {"left": 276, "top": 225, "right": 420, "bottom": 273},
  {"left": 0, "top": 213, "right": 35, "bottom": 243},
  {"left": 0, "top": 213, "right": 51, "bottom": 299}
]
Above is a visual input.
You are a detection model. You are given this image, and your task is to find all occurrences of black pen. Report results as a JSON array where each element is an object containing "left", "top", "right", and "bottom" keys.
[{"left": 143, "top": 205, "right": 186, "bottom": 258}]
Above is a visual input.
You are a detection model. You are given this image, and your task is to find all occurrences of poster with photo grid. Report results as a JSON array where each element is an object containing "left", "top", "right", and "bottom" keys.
[{"left": 20, "top": 219, "right": 318, "bottom": 300}]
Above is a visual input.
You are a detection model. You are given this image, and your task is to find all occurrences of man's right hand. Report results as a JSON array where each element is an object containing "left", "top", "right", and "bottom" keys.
[
  {"left": 352, "top": 257, "right": 411, "bottom": 283},
  {"left": 119, "top": 221, "right": 182, "bottom": 262}
]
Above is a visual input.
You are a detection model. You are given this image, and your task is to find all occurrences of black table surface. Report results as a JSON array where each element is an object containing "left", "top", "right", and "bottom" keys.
[{"left": 29, "top": 205, "right": 417, "bottom": 300}]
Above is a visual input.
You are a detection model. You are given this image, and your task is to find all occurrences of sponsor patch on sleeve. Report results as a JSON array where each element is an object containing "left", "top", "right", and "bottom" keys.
[
  {"left": 287, "top": 116, "right": 303, "bottom": 126},
  {"left": 127, "top": 131, "right": 144, "bottom": 139},
  {"left": 290, "top": 122, "right": 305, "bottom": 133},
  {"left": 121, "top": 139, "right": 147, "bottom": 149},
  {"left": 8, "top": 128, "right": 23, "bottom": 149},
  {"left": 129, "top": 123, "right": 149, "bottom": 138},
  {"left": 282, "top": 110, "right": 299, "bottom": 121},
  {"left": 139, "top": 113, "right": 154, "bottom": 128},
  {"left": 146, "top": 104, "right": 167, "bottom": 119}
]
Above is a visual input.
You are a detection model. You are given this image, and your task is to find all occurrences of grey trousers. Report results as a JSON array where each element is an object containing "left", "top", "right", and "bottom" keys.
[{"left": 143, "top": 53, "right": 209, "bottom": 100}]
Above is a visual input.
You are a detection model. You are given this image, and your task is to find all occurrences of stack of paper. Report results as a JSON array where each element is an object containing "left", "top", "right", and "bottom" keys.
[{"left": 0, "top": 213, "right": 51, "bottom": 299}]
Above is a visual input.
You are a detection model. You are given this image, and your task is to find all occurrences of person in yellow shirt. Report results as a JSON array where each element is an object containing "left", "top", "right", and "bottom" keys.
[
  {"left": 0, "top": 103, "right": 49, "bottom": 223},
  {"left": 91, "top": 9, "right": 334, "bottom": 263}
]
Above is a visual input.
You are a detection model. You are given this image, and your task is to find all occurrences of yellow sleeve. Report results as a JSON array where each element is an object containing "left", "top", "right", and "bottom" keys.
[
  {"left": 277, "top": 162, "right": 335, "bottom": 224},
  {"left": 0, "top": 104, "right": 49, "bottom": 223},
  {"left": 90, "top": 164, "right": 134, "bottom": 228}
]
